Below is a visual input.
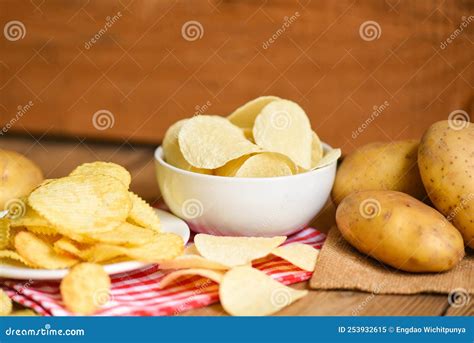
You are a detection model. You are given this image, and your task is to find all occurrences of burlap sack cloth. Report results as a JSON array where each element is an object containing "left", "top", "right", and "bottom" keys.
[{"left": 310, "top": 227, "right": 473, "bottom": 294}]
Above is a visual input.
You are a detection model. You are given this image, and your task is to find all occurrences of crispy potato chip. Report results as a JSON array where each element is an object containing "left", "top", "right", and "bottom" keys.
[
  {"left": 219, "top": 266, "right": 308, "bottom": 316},
  {"left": 82, "top": 222, "right": 157, "bottom": 246},
  {"left": 9, "top": 205, "right": 51, "bottom": 228},
  {"left": 69, "top": 161, "right": 132, "bottom": 188},
  {"left": 0, "top": 250, "right": 37, "bottom": 267},
  {"left": 127, "top": 192, "right": 161, "bottom": 232},
  {"left": 0, "top": 219, "right": 9, "bottom": 249},
  {"left": 271, "top": 243, "right": 319, "bottom": 271},
  {"left": 217, "top": 153, "right": 295, "bottom": 178},
  {"left": 253, "top": 100, "right": 312, "bottom": 169},
  {"left": 311, "top": 148, "right": 341, "bottom": 169},
  {"left": 310, "top": 131, "right": 324, "bottom": 167},
  {"left": 179, "top": 115, "right": 261, "bottom": 169},
  {"left": 242, "top": 128, "right": 255, "bottom": 142},
  {"left": 53, "top": 238, "right": 89, "bottom": 259},
  {"left": 26, "top": 225, "right": 57, "bottom": 236},
  {"left": 60, "top": 263, "right": 111, "bottom": 315},
  {"left": 9, "top": 309, "right": 37, "bottom": 316},
  {"left": 159, "top": 254, "right": 228, "bottom": 270},
  {"left": 184, "top": 243, "right": 199, "bottom": 255},
  {"left": 228, "top": 96, "right": 280, "bottom": 128},
  {"left": 29, "top": 174, "right": 131, "bottom": 234},
  {"left": 14, "top": 231, "right": 78, "bottom": 269},
  {"left": 84, "top": 233, "right": 184, "bottom": 263},
  {"left": 0, "top": 289, "right": 12, "bottom": 315},
  {"left": 194, "top": 234, "right": 286, "bottom": 267},
  {"left": 163, "top": 119, "right": 213, "bottom": 174},
  {"left": 158, "top": 268, "right": 225, "bottom": 288}
]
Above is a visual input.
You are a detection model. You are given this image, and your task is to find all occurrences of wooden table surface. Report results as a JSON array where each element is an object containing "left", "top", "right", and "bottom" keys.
[{"left": 2, "top": 135, "right": 472, "bottom": 316}]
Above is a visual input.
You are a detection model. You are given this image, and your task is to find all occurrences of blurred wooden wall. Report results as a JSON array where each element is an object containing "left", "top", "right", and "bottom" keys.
[{"left": 0, "top": 0, "right": 472, "bottom": 152}]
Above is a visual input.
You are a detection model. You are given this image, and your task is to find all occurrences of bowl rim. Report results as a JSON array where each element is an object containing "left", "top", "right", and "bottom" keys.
[{"left": 154, "top": 142, "right": 337, "bottom": 182}]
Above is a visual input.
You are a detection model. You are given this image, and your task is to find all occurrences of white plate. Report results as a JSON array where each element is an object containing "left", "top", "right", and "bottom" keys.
[{"left": 0, "top": 209, "right": 190, "bottom": 280}]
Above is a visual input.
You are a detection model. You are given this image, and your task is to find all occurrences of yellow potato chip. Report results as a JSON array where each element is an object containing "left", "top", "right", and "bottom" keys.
[
  {"left": 26, "top": 225, "right": 57, "bottom": 236},
  {"left": 69, "top": 161, "right": 132, "bottom": 188},
  {"left": 0, "top": 218, "right": 9, "bottom": 249},
  {"left": 228, "top": 96, "right": 280, "bottom": 128},
  {"left": 127, "top": 192, "right": 161, "bottom": 232},
  {"left": 178, "top": 115, "right": 261, "bottom": 169},
  {"left": 9, "top": 309, "right": 37, "bottom": 316},
  {"left": 85, "top": 233, "right": 184, "bottom": 263},
  {"left": 14, "top": 231, "right": 78, "bottom": 269},
  {"left": 158, "top": 268, "right": 225, "bottom": 288},
  {"left": 163, "top": 119, "right": 213, "bottom": 174},
  {"left": 242, "top": 128, "right": 255, "bottom": 142},
  {"left": 310, "top": 131, "right": 324, "bottom": 167},
  {"left": 159, "top": 254, "right": 228, "bottom": 270},
  {"left": 60, "top": 263, "right": 111, "bottom": 315},
  {"left": 0, "top": 289, "right": 12, "bottom": 315},
  {"left": 83, "top": 222, "right": 157, "bottom": 246},
  {"left": 219, "top": 266, "right": 308, "bottom": 316},
  {"left": 216, "top": 153, "right": 295, "bottom": 178},
  {"left": 253, "top": 100, "right": 312, "bottom": 169},
  {"left": 29, "top": 174, "right": 131, "bottom": 234},
  {"left": 194, "top": 234, "right": 286, "bottom": 267},
  {"left": 271, "top": 243, "right": 319, "bottom": 271},
  {"left": 53, "top": 238, "right": 89, "bottom": 259},
  {"left": 9, "top": 205, "right": 51, "bottom": 228},
  {"left": 311, "top": 148, "right": 341, "bottom": 169},
  {"left": 184, "top": 243, "right": 199, "bottom": 255}
]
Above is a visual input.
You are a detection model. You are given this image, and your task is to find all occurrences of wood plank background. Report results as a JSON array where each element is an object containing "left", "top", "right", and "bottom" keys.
[{"left": 1, "top": 0, "right": 473, "bottom": 152}]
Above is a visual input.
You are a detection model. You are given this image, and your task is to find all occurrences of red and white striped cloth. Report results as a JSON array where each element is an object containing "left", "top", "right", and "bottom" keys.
[{"left": 1, "top": 228, "right": 325, "bottom": 316}]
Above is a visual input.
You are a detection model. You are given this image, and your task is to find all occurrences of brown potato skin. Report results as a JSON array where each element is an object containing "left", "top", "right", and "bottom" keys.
[
  {"left": 0, "top": 149, "right": 43, "bottom": 208},
  {"left": 418, "top": 120, "right": 474, "bottom": 248},
  {"left": 331, "top": 140, "right": 426, "bottom": 206},
  {"left": 336, "top": 190, "right": 464, "bottom": 272}
]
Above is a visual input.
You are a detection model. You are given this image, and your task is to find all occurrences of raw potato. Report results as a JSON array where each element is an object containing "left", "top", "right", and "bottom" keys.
[
  {"left": 332, "top": 140, "right": 426, "bottom": 205},
  {"left": 418, "top": 120, "right": 474, "bottom": 248},
  {"left": 0, "top": 149, "right": 43, "bottom": 209},
  {"left": 179, "top": 115, "right": 261, "bottom": 169},
  {"left": 253, "top": 100, "right": 312, "bottom": 169},
  {"left": 60, "top": 263, "right": 111, "bottom": 315},
  {"left": 336, "top": 190, "right": 464, "bottom": 272}
]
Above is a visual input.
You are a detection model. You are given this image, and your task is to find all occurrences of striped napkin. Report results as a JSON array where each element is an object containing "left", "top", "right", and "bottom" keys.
[{"left": 1, "top": 228, "right": 325, "bottom": 316}]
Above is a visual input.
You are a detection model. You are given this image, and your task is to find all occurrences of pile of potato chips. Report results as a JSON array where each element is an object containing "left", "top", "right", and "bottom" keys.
[
  {"left": 158, "top": 234, "right": 320, "bottom": 316},
  {"left": 163, "top": 96, "right": 341, "bottom": 177}
]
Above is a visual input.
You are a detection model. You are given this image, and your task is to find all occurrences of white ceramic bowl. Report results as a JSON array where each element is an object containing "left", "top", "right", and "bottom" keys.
[{"left": 154, "top": 144, "right": 337, "bottom": 236}]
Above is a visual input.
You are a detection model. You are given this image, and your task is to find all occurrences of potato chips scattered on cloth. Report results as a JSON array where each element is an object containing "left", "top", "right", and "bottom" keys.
[{"left": 0, "top": 227, "right": 325, "bottom": 316}]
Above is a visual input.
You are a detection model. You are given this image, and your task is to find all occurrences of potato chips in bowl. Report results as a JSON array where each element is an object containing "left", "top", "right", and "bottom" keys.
[{"left": 156, "top": 96, "right": 340, "bottom": 236}]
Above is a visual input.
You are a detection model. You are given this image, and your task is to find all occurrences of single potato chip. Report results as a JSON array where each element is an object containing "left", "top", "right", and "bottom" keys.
[
  {"left": 69, "top": 162, "right": 132, "bottom": 188},
  {"left": 0, "top": 289, "right": 12, "bottom": 315},
  {"left": 217, "top": 152, "right": 295, "bottom": 178},
  {"left": 219, "top": 266, "right": 308, "bottom": 316},
  {"left": 83, "top": 221, "right": 157, "bottom": 246},
  {"left": 26, "top": 225, "right": 57, "bottom": 236},
  {"left": 53, "top": 238, "right": 89, "bottom": 259},
  {"left": 127, "top": 192, "right": 161, "bottom": 232},
  {"left": 271, "top": 243, "right": 319, "bottom": 271},
  {"left": 0, "top": 218, "right": 9, "bottom": 249},
  {"left": 158, "top": 268, "right": 225, "bottom": 288},
  {"left": 228, "top": 96, "right": 280, "bottom": 128},
  {"left": 159, "top": 254, "right": 228, "bottom": 270},
  {"left": 0, "top": 250, "right": 36, "bottom": 267},
  {"left": 29, "top": 174, "right": 131, "bottom": 234},
  {"left": 194, "top": 234, "right": 286, "bottom": 267},
  {"left": 312, "top": 148, "right": 341, "bottom": 169},
  {"left": 310, "top": 131, "right": 324, "bottom": 167},
  {"left": 14, "top": 231, "right": 78, "bottom": 269},
  {"left": 85, "top": 233, "right": 184, "bottom": 263},
  {"left": 253, "top": 100, "right": 312, "bottom": 169},
  {"left": 178, "top": 115, "right": 261, "bottom": 169},
  {"left": 163, "top": 119, "right": 213, "bottom": 174},
  {"left": 60, "top": 263, "right": 111, "bottom": 315}
]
